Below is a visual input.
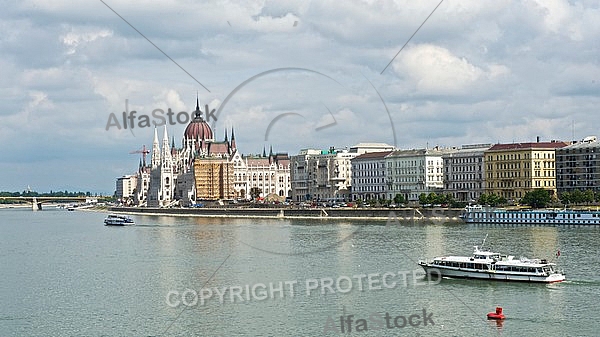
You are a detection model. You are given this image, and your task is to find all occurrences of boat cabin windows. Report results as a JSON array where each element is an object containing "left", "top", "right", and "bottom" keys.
[
  {"left": 473, "top": 254, "right": 500, "bottom": 260},
  {"left": 494, "top": 266, "right": 543, "bottom": 273},
  {"left": 433, "top": 260, "right": 488, "bottom": 270}
]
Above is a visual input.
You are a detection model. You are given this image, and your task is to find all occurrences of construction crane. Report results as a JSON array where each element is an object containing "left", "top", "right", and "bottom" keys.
[{"left": 130, "top": 145, "right": 150, "bottom": 166}]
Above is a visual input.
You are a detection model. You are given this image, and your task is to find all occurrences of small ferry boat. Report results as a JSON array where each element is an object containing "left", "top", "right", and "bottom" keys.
[
  {"left": 418, "top": 238, "right": 565, "bottom": 283},
  {"left": 104, "top": 214, "right": 135, "bottom": 226},
  {"left": 460, "top": 205, "right": 600, "bottom": 225}
]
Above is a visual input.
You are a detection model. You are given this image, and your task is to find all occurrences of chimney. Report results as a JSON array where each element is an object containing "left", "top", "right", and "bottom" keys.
[{"left": 536, "top": 136, "right": 540, "bottom": 143}]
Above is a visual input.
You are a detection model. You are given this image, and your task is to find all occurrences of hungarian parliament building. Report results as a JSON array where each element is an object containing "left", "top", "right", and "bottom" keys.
[{"left": 117, "top": 99, "right": 291, "bottom": 207}]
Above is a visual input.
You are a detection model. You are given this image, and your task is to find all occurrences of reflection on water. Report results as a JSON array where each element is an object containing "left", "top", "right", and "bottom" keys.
[{"left": 1, "top": 209, "right": 599, "bottom": 336}]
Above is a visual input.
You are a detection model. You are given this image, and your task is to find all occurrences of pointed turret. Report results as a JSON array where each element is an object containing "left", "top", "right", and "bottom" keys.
[
  {"left": 230, "top": 127, "right": 236, "bottom": 150},
  {"left": 151, "top": 126, "right": 161, "bottom": 168},
  {"left": 224, "top": 129, "right": 228, "bottom": 142},
  {"left": 170, "top": 136, "right": 177, "bottom": 157},
  {"left": 262, "top": 146, "right": 266, "bottom": 157},
  {"left": 161, "top": 126, "right": 173, "bottom": 167}
]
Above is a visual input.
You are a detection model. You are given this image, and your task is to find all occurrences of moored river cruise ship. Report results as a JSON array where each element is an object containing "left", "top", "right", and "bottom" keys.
[
  {"left": 418, "top": 246, "right": 565, "bottom": 283},
  {"left": 460, "top": 205, "right": 600, "bottom": 225}
]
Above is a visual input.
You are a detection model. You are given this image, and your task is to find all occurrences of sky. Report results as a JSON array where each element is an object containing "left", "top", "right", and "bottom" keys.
[{"left": 1, "top": 0, "right": 599, "bottom": 194}]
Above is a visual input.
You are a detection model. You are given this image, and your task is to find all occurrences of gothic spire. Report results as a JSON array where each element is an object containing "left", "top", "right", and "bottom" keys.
[
  {"left": 230, "top": 127, "right": 236, "bottom": 150},
  {"left": 151, "top": 126, "right": 161, "bottom": 168},
  {"left": 262, "top": 146, "right": 266, "bottom": 157}
]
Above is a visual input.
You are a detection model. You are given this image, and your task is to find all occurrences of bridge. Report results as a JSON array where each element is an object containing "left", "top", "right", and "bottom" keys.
[{"left": 0, "top": 196, "right": 108, "bottom": 211}]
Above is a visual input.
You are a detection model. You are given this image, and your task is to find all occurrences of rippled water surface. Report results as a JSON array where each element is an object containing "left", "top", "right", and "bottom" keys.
[{"left": 1, "top": 208, "right": 599, "bottom": 336}]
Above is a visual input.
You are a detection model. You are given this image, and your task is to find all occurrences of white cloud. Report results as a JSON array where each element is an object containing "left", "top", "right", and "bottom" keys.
[
  {"left": 1, "top": 1, "right": 600, "bottom": 191},
  {"left": 61, "top": 27, "right": 113, "bottom": 55},
  {"left": 393, "top": 44, "right": 508, "bottom": 95}
]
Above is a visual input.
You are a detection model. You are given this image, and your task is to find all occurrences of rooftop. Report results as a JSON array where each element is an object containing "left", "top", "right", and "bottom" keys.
[
  {"left": 351, "top": 150, "right": 393, "bottom": 161},
  {"left": 487, "top": 141, "right": 569, "bottom": 151}
]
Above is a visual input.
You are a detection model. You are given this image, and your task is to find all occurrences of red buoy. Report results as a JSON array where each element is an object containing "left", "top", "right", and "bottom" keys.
[{"left": 487, "top": 306, "right": 505, "bottom": 320}]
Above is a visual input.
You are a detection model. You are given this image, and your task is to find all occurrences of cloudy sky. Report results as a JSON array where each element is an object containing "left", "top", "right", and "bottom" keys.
[{"left": 1, "top": 0, "right": 599, "bottom": 194}]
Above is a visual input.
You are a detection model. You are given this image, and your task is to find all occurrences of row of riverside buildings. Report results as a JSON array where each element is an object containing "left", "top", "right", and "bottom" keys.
[
  {"left": 348, "top": 136, "right": 600, "bottom": 203},
  {"left": 114, "top": 100, "right": 600, "bottom": 206}
]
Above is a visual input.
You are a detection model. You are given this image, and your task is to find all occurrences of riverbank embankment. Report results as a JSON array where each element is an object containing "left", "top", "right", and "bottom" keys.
[{"left": 108, "top": 206, "right": 463, "bottom": 221}]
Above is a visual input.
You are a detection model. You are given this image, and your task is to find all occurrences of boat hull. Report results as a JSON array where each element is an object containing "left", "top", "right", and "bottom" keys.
[
  {"left": 460, "top": 206, "right": 600, "bottom": 226},
  {"left": 104, "top": 221, "right": 128, "bottom": 226},
  {"left": 419, "top": 263, "right": 565, "bottom": 283}
]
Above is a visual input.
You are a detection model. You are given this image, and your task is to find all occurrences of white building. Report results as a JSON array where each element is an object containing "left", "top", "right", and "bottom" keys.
[
  {"left": 350, "top": 143, "right": 395, "bottom": 154},
  {"left": 351, "top": 151, "right": 392, "bottom": 201},
  {"left": 147, "top": 127, "right": 175, "bottom": 207},
  {"left": 231, "top": 147, "right": 291, "bottom": 200},
  {"left": 386, "top": 147, "right": 455, "bottom": 202},
  {"left": 115, "top": 174, "right": 137, "bottom": 202},
  {"left": 291, "top": 143, "right": 394, "bottom": 202},
  {"left": 443, "top": 144, "right": 490, "bottom": 202}
]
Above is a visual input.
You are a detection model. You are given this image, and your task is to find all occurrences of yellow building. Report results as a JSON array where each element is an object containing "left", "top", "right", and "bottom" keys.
[
  {"left": 194, "top": 157, "right": 235, "bottom": 200},
  {"left": 484, "top": 141, "right": 568, "bottom": 200}
]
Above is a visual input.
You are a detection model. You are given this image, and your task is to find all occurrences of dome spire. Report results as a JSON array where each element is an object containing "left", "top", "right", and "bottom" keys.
[{"left": 194, "top": 92, "right": 202, "bottom": 119}]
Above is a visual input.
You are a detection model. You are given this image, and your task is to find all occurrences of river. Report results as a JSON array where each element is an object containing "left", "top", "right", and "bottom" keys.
[{"left": 1, "top": 207, "right": 599, "bottom": 336}]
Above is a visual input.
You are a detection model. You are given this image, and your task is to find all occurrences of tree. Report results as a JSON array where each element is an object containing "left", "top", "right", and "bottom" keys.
[
  {"left": 393, "top": 194, "right": 405, "bottom": 205},
  {"left": 571, "top": 189, "right": 585, "bottom": 204},
  {"left": 521, "top": 189, "right": 551, "bottom": 208},
  {"left": 560, "top": 192, "right": 571, "bottom": 205},
  {"left": 583, "top": 190, "right": 595, "bottom": 204},
  {"left": 418, "top": 193, "right": 428, "bottom": 205},
  {"left": 478, "top": 193, "right": 506, "bottom": 207}
]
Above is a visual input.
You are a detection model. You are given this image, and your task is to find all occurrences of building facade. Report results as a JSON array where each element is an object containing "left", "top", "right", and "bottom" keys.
[
  {"left": 115, "top": 174, "right": 137, "bottom": 203},
  {"left": 556, "top": 136, "right": 600, "bottom": 195},
  {"left": 351, "top": 151, "right": 392, "bottom": 201},
  {"left": 232, "top": 149, "right": 291, "bottom": 200},
  {"left": 484, "top": 140, "right": 568, "bottom": 200},
  {"left": 290, "top": 144, "right": 394, "bottom": 202},
  {"left": 386, "top": 147, "right": 453, "bottom": 202},
  {"left": 443, "top": 144, "right": 490, "bottom": 202},
  {"left": 194, "top": 157, "right": 234, "bottom": 200},
  {"left": 290, "top": 147, "right": 355, "bottom": 202}
]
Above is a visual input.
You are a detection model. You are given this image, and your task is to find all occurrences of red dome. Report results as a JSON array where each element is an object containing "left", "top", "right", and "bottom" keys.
[{"left": 184, "top": 107, "right": 213, "bottom": 140}]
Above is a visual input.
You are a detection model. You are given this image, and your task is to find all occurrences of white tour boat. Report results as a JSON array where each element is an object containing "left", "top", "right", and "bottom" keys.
[
  {"left": 104, "top": 214, "right": 135, "bottom": 226},
  {"left": 418, "top": 238, "right": 565, "bottom": 283},
  {"left": 460, "top": 205, "right": 600, "bottom": 225}
]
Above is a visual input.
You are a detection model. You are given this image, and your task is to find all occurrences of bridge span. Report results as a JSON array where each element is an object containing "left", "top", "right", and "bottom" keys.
[{"left": 0, "top": 196, "right": 106, "bottom": 211}]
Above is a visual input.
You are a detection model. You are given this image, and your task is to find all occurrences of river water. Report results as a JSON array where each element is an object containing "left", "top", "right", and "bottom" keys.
[{"left": 1, "top": 207, "right": 599, "bottom": 336}]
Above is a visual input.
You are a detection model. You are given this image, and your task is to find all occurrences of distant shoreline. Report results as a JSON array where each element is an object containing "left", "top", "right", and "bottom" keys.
[{"left": 0, "top": 204, "right": 30, "bottom": 209}]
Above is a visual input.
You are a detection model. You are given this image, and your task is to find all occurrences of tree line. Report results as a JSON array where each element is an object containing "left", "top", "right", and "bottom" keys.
[{"left": 0, "top": 190, "right": 97, "bottom": 203}]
